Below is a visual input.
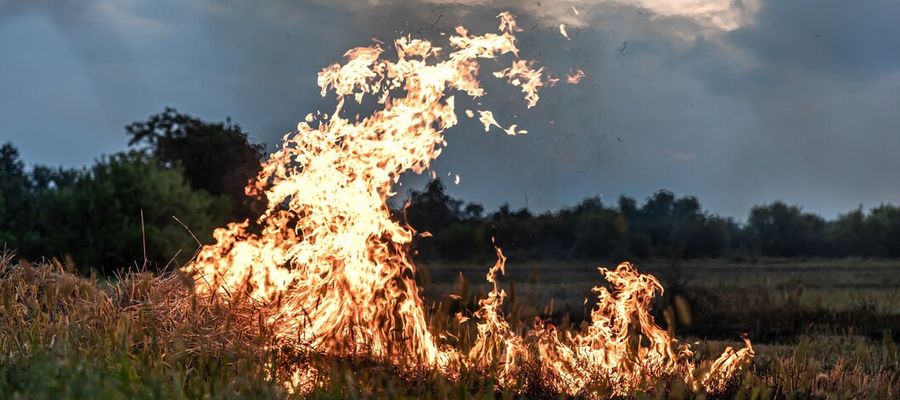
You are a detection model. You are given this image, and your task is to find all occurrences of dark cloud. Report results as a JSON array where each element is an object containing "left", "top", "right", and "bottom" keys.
[
  {"left": 683, "top": 0, "right": 900, "bottom": 216},
  {"left": 0, "top": 0, "right": 155, "bottom": 165},
  {"left": 1, "top": 0, "right": 899, "bottom": 218},
  {"left": 728, "top": 0, "right": 900, "bottom": 80}
]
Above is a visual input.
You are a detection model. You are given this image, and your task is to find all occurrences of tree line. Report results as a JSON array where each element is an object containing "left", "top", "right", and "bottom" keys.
[
  {"left": 404, "top": 180, "right": 900, "bottom": 263},
  {"left": 0, "top": 108, "right": 264, "bottom": 275},
  {"left": 2, "top": 108, "right": 900, "bottom": 275}
]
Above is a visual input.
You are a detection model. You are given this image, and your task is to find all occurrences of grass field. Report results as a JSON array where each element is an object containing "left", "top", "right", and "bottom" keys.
[
  {"left": 1, "top": 255, "right": 898, "bottom": 399},
  {"left": 422, "top": 258, "right": 900, "bottom": 341}
]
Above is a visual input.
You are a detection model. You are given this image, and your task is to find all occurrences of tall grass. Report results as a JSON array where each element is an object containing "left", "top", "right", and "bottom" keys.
[
  {"left": 0, "top": 253, "right": 280, "bottom": 399},
  {"left": 0, "top": 254, "right": 897, "bottom": 399}
]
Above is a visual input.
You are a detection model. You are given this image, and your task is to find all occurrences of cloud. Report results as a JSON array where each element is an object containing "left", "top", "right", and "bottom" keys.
[
  {"left": 3, "top": 0, "right": 900, "bottom": 218},
  {"left": 282, "top": 0, "right": 759, "bottom": 33},
  {"left": 84, "top": 1, "right": 900, "bottom": 216},
  {"left": 728, "top": 0, "right": 900, "bottom": 79}
]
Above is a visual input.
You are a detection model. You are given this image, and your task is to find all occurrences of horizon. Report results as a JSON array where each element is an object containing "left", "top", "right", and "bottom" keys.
[{"left": 3, "top": 137, "right": 884, "bottom": 223}]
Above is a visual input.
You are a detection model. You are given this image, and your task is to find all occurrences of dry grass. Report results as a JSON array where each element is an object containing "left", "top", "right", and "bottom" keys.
[
  {"left": 0, "top": 253, "right": 898, "bottom": 399},
  {"left": 422, "top": 259, "right": 900, "bottom": 341},
  {"left": 0, "top": 252, "right": 282, "bottom": 399}
]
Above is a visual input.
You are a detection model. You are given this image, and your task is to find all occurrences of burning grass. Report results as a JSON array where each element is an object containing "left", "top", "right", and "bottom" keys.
[
  {"left": 0, "top": 254, "right": 898, "bottom": 398},
  {"left": 170, "top": 12, "right": 753, "bottom": 396}
]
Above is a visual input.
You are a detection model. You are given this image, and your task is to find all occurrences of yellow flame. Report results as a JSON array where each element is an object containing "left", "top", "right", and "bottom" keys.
[{"left": 184, "top": 12, "right": 751, "bottom": 397}]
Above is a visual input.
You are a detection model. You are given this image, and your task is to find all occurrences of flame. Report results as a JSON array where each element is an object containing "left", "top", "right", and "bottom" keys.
[
  {"left": 184, "top": 12, "right": 752, "bottom": 397},
  {"left": 477, "top": 110, "right": 526, "bottom": 136},
  {"left": 566, "top": 68, "right": 586, "bottom": 84},
  {"left": 559, "top": 23, "right": 571, "bottom": 40},
  {"left": 492, "top": 59, "right": 544, "bottom": 108}
]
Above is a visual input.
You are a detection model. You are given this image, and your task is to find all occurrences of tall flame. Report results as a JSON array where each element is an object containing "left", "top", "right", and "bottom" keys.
[{"left": 184, "top": 12, "right": 752, "bottom": 396}]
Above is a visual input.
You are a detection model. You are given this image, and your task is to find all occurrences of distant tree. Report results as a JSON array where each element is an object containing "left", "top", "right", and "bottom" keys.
[
  {"left": 27, "top": 152, "right": 231, "bottom": 274},
  {"left": 748, "top": 202, "right": 825, "bottom": 257},
  {"left": 618, "top": 196, "right": 650, "bottom": 258},
  {"left": 126, "top": 108, "right": 265, "bottom": 219},
  {"left": 641, "top": 191, "right": 677, "bottom": 254},
  {"left": 489, "top": 204, "right": 536, "bottom": 258},
  {"left": 406, "top": 179, "right": 466, "bottom": 260},
  {"left": 826, "top": 208, "right": 874, "bottom": 257},
  {"left": 669, "top": 196, "right": 735, "bottom": 258},
  {"left": 826, "top": 205, "right": 900, "bottom": 258},
  {"left": 571, "top": 200, "right": 623, "bottom": 259},
  {"left": 406, "top": 180, "right": 463, "bottom": 234},
  {"left": 0, "top": 143, "right": 31, "bottom": 247},
  {"left": 462, "top": 203, "right": 485, "bottom": 221},
  {"left": 868, "top": 205, "right": 900, "bottom": 257}
]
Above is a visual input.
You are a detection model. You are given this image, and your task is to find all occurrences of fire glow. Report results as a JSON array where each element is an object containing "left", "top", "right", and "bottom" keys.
[{"left": 184, "top": 12, "right": 752, "bottom": 397}]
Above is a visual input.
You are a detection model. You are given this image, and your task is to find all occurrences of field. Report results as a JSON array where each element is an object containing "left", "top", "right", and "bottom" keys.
[
  {"left": 424, "top": 258, "right": 900, "bottom": 398},
  {"left": 1, "top": 255, "right": 898, "bottom": 399},
  {"left": 422, "top": 258, "right": 900, "bottom": 341}
]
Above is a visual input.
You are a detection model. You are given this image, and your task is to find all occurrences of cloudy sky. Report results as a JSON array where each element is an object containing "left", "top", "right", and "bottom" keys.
[{"left": 1, "top": 0, "right": 898, "bottom": 219}]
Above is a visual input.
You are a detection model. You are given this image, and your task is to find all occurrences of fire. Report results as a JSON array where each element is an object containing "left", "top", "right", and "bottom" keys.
[
  {"left": 559, "top": 23, "right": 571, "bottom": 40},
  {"left": 184, "top": 12, "right": 752, "bottom": 396},
  {"left": 567, "top": 68, "right": 586, "bottom": 84}
]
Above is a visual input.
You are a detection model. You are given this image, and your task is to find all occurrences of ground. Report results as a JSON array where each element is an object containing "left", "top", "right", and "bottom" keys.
[{"left": 1, "top": 256, "right": 898, "bottom": 399}]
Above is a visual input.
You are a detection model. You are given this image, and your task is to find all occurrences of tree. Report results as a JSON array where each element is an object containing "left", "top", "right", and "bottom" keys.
[
  {"left": 126, "top": 108, "right": 265, "bottom": 219},
  {"left": 405, "top": 179, "right": 463, "bottom": 234},
  {"left": 489, "top": 204, "right": 536, "bottom": 258},
  {"left": 868, "top": 205, "right": 900, "bottom": 257},
  {"left": 748, "top": 202, "right": 825, "bottom": 257},
  {"left": 0, "top": 143, "right": 31, "bottom": 247},
  {"left": 26, "top": 152, "right": 231, "bottom": 274},
  {"left": 827, "top": 205, "right": 900, "bottom": 258}
]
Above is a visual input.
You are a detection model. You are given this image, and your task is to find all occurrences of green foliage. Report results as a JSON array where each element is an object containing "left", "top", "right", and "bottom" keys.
[
  {"left": 7, "top": 106, "right": 900, "bottom": 274},
  {"left": 126, "top": 108, "right": 265, "bottom": 219},
  {"left": 827, "top": 205, "right": 900, "bottom": 257},
  {"left": 0, "top": 146, "right": 230, "bottom": 274},
  {"left": 1, "top": 107, "right": 266, "bottom": 275},
  {"left": 408, "top": 183, "right": 900, "bottom": 262},
  {"left": 0, "top": 144, "right": 33, "bottom": 248},
  {"left": 748, "top": 202, "right": 826, "bottom": 257},
  {"left": 408, "top": 187, "right": 744, "bottom": 262}
]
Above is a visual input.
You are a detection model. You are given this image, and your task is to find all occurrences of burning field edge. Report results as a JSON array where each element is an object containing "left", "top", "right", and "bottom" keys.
[{"left": 1, "top": 255, "right": 898, "bottom": 399}]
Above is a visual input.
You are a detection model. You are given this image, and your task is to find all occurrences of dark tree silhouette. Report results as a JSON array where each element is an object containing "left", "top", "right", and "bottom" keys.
[
  {"left": 0, "top": 143, "right": 230, "bottom": 273},
  {"left": 7, "top": 106, "right": 900, "bottom": 273},
  {"left": 748, "top": 202, "right": 825, "bottom": 257},
  {"left": 405, "top": 180, "right": 463, "bottom": 233},
  {"left": 0, "top": 144, "right": 31, "bottom": 247},
  {"left": 126, "top": 108, "right": 265, "bottom": 219}
]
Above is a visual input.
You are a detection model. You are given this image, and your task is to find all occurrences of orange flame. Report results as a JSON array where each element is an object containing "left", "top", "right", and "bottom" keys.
[
  {"left": 566, "top": 68, "right": 586, "bottom": 84},
  {"left": 184, "top": 12, "right": 752, "bottom": 396}
]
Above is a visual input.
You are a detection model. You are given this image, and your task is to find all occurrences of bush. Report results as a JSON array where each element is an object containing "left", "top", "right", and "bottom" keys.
[{"left": 0, "top": 146, "right": 230, "bottom": 274}]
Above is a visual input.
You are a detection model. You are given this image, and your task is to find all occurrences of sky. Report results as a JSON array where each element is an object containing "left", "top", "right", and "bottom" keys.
[{"left": 1, "top": 0, "right": 899, "bottom": 219}]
